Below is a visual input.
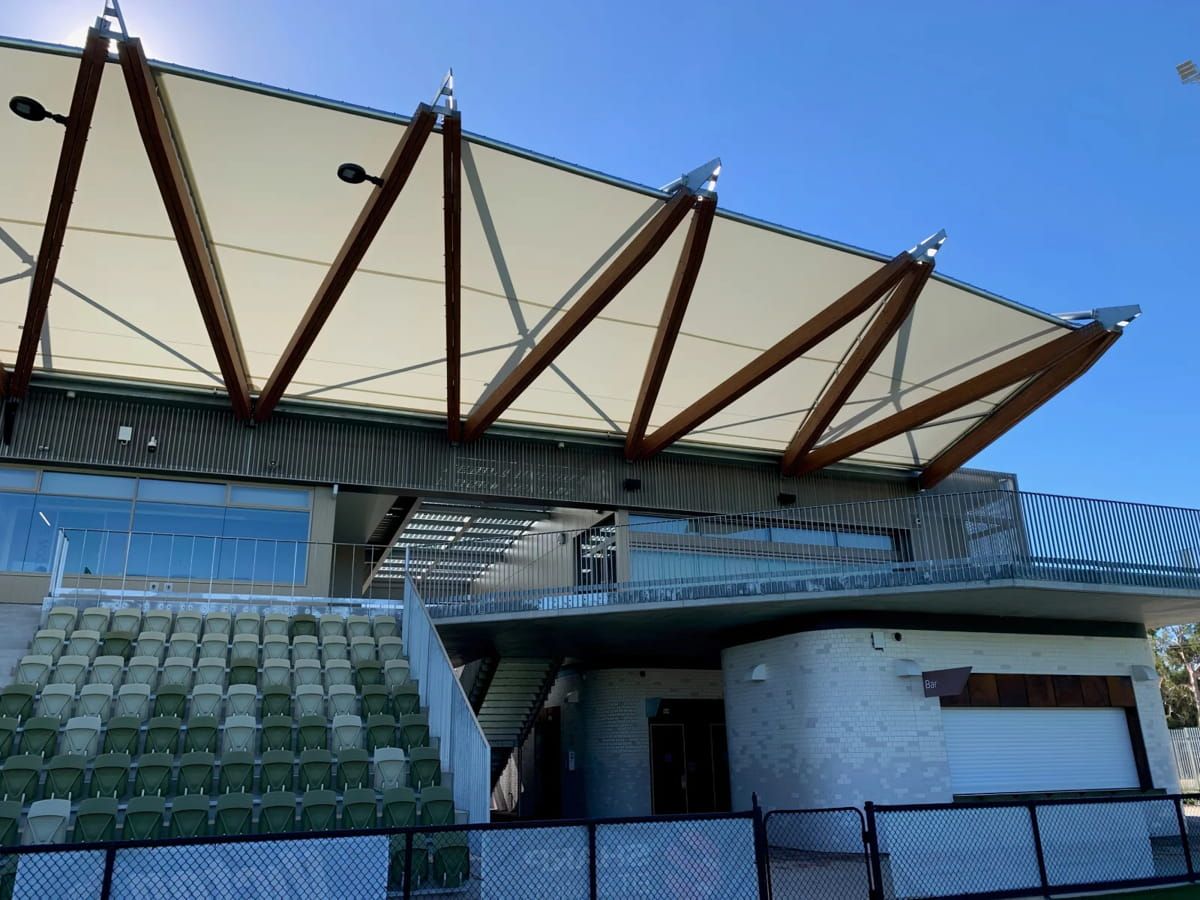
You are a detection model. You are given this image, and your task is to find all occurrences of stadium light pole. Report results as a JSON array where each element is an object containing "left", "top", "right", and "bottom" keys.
[{"left": 1179, "top": 60, "right": 1200, "bottom": 86}]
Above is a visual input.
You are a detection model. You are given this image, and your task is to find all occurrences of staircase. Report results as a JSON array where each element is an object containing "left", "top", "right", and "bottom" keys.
[{"left": 469, "top": 657, "right": 560, "bottom": 787}]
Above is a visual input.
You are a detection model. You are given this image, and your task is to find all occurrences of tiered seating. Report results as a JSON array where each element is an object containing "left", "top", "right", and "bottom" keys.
[{"left": 0, "top": 605, "right": 469, "bottom": 889}]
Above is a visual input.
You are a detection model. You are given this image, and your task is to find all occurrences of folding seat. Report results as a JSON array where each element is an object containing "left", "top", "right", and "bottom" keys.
[
  {"left": 88, "top": 655, "right": 124, "bottom": 688},
  {"left": 324, "top": 660, "right": 353, "bottom": 690},
  {"left": 204, "top": 611, "right": 232, "bottom": 637},
  {"left": 378, "top": 636, "right": 404, "bottom": 664},
  {"left": 177, "top": 751, "right": 215, "bottom": 796},
  {"left": 0, "top": 719, "right": 16, "bottom": 758},
  {"left": 332, "top": 715, "right": 363, "bottom": 754},
  {"left": 20, "top": 717, "right": 59, "bottom": 758},
  {"left": 166, "top": 633, "right": 198, "bottom": 662},
  {"left": 62, "top": 716, "right": 100, "bottom": 757},
  {"left": 328, "top": 685, "right": 358, "bottom": 718},
  {"left": 374, "top": 748, "right": 408, "bottom": 793},
  {"left": 1, "top": 755, "right": 40, "bottom": 802},
  {"left": 145, "top": 716, "right": 182, "bottom": 754},
  {"left": 102, "top": 717, "right": 141, "bottom": 756},
  {"left": 36, "top": 684, "right": 75, "bottom": 720},
  {"left": 233, "top": 612, "right": 261, "bottom": 638},
  {"left": 134, "top": 631, "right": 167, "bottom": 662},
  {"left": 260, "top": 750, "right": 294, "bottom": 793},
  {"left": 116, "top": 684, "right": 152, "bottom": 721},
  {"left": 142, "top": 609, "right": 173, "bottom": 636},
  {"left": 88, "top": 752, "right": 130, "bottom": 799},
  {"left": 124, "top": 657, "right": 159, "bottom": 691},
  {"left": 297, "top": 716, "right": 328, "bottom": 752},
  {"left": 111, "top": 608, "right": 142, "bottom": 635},
  {"left": 214, "top": 791, "right": 254, "bottom": 836},
  {"left": 263, "top": 613, "right": 289, "bottom": 637},
  {"left": 408, "top": 747, "right": 442, "bottom": 790},
  {"left": 381, "top": 786, "right": 416, "bottom": 828},
  {"left": 294, "top": 686, "right": 324, "bottom": 720},
  {"left": 228, "top": 658, "right": 258, "bottom": 687},
  {"left": 77, "top": 683, "right": 113, "bottom": 720},
  {"left": 299, "top": 749, "right": 332, "bottom": 791},
  {"left": 289, "top": 614, "right": 318, "bottom": 639},
  {"left": 66, "top": 629, "right": 101, "bottom": 660},
  {"left": 318, "top": 614, "right": 345, "bottom": 640},
  {"left": 365, "top": 714, "right": 396, "bottom": 752},
  {"left": 257, "top": 790, "right": 297, "bottom": 834},
  {"left": 419, "top": 786, "right": 455, "bottom": 826},
  {"left": 79, "top": 607, "right": 110, "bottom": 633},
  {"left": 337, "top": 748, "right": 370, "bottom": 792},
  {"left": 198, "top": 634, "right": 229, "bottom": 663},
  {"left": 294, "top": 659, "right": 322, "bottom": 688},
  {"left": 222, "top": 715, "right": 256, "bottom": 755},
  {"left": 122, "top": 795, "right": 166, "bottom": 839},
  {"left": 261, "top": 687, "right": 291, "bottom": 718},
  {"left": 432, "top": 833, "right": 470, "bottom": 888},
  {"left": 300, "top": 789, "right": 336, "bottom": 831},
  {"left": 169, "top": 793, "right": 211, "bottom": 838},
  {"left": 354, "top": 662, "right": 383, "bottom": 689},
  {"left": 194, "top": 658, "right": 227, "bottom": 688},
  {"left": 341, "top": 787, "right": 377, "bottom": 829},
  {"left": 73, "top": 796, "right": 119, "bottom": 842},
  {"left": 190, "top": 684, "right": 223, "bottom": 720},
  {"left": 41, "top": 754, "right": 85, "bottom": 800},
  {"left": 231, "top": 634, "right": 259, "bottom": 666},
  {"left": 346, "top": 615, "right": 371, "bottom": 639},
  {"left": 100, "top": 630, "right": 135, "bottom": 660},
  {"left": 291, "top": 635, "right": 319, "bottom": 662},
  {"left": 174, "top": 611, "right": 203, "bottom": 636},
  {"left": 184, "top": 715, "right": 219, "bottom": 754},
  {"left": 154, "top": 684, "right": 188, "bottom": 719},
  {"left": 262, "top": 634, "right": 289, "bottom": 661},
  {"left": 24, "top": 798, "right": 71, "bottom": 844},
  {"left": 160, "top": 657, "right": 194, "bottom": 691},
  {"left": 51, "top": 655, "right": 88, "bottom": 690},
  {"left": 133, "top": 753, "right": 173, "bottom": 797},
  {"left": 260, "top": 716, "right": 293, "bottom": 753},
  {"left": 30, "top": 629, "right": 65, "bottom": 660},
  {"left": 0, "top": 685, "right": 35, "bottom": 722},
  {"left": 321, "top": 636, "right": 348, "bottom": 664},
  {"left": 45, "top": 607, "right": 78, "bottom": 633},
  {"left": 373, "top": 616, "right": 398, "bottom": 640},
  {"left": 225, "top": 684, "right": 258, "bottom": 719},
  {"left": 384, "top": 659, "right": 410, "bottom": 689},
  {"left": 398, "top": 713, "right": 430, "bottom": 752},
  {"left": 349, "top": 637, "right": 376, "bottom": 666},
  {"left": 261, "top": 659, "right": 291, "bottom": 691},
  {"left": 218, "top": 751, "right": 255, "bottom": 795},
  {"left": 15, "top": 655, "right": 53, "bottom": 690}
]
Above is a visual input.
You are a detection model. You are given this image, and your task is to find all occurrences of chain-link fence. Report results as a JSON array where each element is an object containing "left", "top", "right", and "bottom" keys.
[{"left": 764, "top": 808, "right": 871, "bottom": 900}]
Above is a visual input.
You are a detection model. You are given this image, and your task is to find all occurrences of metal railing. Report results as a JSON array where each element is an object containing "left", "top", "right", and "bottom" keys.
[{"left": 401, "top": 569, "right": 490, "bottom": 824}]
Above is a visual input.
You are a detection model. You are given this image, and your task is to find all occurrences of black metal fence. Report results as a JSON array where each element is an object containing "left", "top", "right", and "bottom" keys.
[
  {"left": 764, "top": 807, "right": 872, "bottom": 900},
  {"left": 0, "top": 808, "right": 769, "bottom": 900}
]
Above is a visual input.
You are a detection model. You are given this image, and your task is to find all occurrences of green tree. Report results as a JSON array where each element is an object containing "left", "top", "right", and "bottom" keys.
[{"left": 1153, "top": 625, "right": 1200, "bottom": 728}]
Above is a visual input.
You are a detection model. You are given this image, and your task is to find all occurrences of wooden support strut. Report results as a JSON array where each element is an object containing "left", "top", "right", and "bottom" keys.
[
  {"left": 119, "top": 37, "right": 253, "bottom": 419},
  {"left": 443, "top": 112, "right": 463, "bottom": 442},
  {"left": 9, "top": 28, "right": 109, "bottom": 402},
  {"left": 253, "top": 104, "right": 439, "bottom": 422},
  {"left": 461, "top": 188, "right": 697, "bottom": 443}
]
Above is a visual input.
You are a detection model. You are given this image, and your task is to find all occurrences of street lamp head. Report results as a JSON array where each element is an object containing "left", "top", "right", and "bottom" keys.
[
  {"left": 9, "top": 95, "right": 68, "bottom": 125},
  {"left": 336, "top": 162, "right": 384, "bottom": 187}
]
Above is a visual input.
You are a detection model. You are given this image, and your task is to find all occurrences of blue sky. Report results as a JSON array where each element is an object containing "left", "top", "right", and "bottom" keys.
[{"left": 8, "top": 1, "right": 1200, "bottom": 506}]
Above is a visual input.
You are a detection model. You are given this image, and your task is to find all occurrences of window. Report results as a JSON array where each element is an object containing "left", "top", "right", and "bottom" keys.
[
  {"left": 27, "top": 496, "right": 132, "bottom": 575},
  {"left": 0, "top": 467, "right": 38, "bottom": 490},
  {"left": 229, "top": 485, "right": 310, "bottom": 509},
  {"left": 0, "top": 492, "right": 35, "bottom": 571},
  {"left": 136, "top": 479, "right": 226, "bottom": 505},
  {"left": 40, "top": 472, "right": 135, "bottom": 499}
]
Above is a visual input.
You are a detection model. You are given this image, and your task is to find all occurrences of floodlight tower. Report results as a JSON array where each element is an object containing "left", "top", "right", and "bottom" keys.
[{"left": 1179, "top": 60, "right": 1200, "bottom": 86}]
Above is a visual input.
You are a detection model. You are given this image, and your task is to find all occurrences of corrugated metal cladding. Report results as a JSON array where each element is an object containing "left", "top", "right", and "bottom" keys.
[{"left": 0, "top": 387, "right": 1006, "bottom": 514}]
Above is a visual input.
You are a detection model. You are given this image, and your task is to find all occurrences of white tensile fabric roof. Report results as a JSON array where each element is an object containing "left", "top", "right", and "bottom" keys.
[{"left": 0, "top": 38, "right": 1080, "bottom": 469}]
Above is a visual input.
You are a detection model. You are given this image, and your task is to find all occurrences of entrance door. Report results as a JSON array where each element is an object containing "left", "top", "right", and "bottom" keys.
[{"left": 650, "top": 723, "right": 688, "bottom": 814}]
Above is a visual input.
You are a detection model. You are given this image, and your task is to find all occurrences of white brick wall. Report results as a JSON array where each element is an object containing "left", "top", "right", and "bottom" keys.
[{"left": 722, "top": 627, "right": 1175, "bottom": 811}]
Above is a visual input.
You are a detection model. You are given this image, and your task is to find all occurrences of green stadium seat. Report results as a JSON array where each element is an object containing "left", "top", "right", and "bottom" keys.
[
  {"left": 0, "top": 799, "right": 19, "bottom": 848},
  {"left": 398, "top": 713, "right": 429, "bottom": 751},
  {"left": 62, "top": 715, "right": 102, "bottom": 756},
  {"left": 261, "top": 659, "right": 291, "bottom": 691},
  {"left": 51, "top": 655, "right": 88, "bottom": 690},
  {"left": 205, "top": 611, "right": 232, "bottom": 637},
  {"left": 142, "top": 610, "right": 173, "bottom": 636},
  {"left": 1, "top": 755, "right": 40, "bottom": 802},
  {"left": 0, "top": 685, "right": 34, "bottom": 721},
  {"left": 381, "top": 786, "right": 416, "bottom": 827},
  {"left": 160, "top": 658, "right": 194, "bottom": 690},
  {"left": 231, "top": 634, "right": 259, "bottom": 664},
  {"left": 45, "top": 607, "right": 78, "bottom": 633},
  {"left": 354, "top": 662, "right": 383, "bottom": 689},
  {"left": 229, "top": 659, "right": 258, "bottom": 687},
  {"left": 166, "top": 633, "right": 198, "bottom": 662},
  {"left": 349, "top": 637, "right": 376, "bottom": 666},
  {"left": 30, "top": 629, "right": 65, "bottom": 660},
  {"left": 88, "top": 752, "right": 130, "bottom": 799},
  {"left": 366, "top": 714, "right": 396, "bottom": 752},
  {"left": 324, "top": 660, "right": 352, "bottom": 689},
  {"left": 262, "top": 687, "right": 291, "bottom": 717},
  {"left": 198, "top": 634, "right": 228, "bottom": 662},
  {"left": 74, "top": 797, "right": 118, "bottom": 842},
  {"left": 300, "top": 789, "right": 336, "bottom": 831},
  {"left": 298, "top": 716, "right": 327, "bottom": 752},
  {"left": 431, "top": 832, "right": 470, "bottom": 888},
  {"left": 261, "top": 716, "right": 293, "bottom": 753},
  {"left": 36, "top": 684, "right": 75, "bottom": 720},
  {"left": 318, "top": 615, "right": 344, "bottom": 640},
  {"left": 79, "top": 607, "right": 110, "bottom": 633},
  {"left": 295, "top": 686, "right": 324, "bottom": 720},
  {"left": 262, "top": 635, "right": 289, "bottom": 661},
  {"left": 13, "top": 654, "right": 52, "bottom": 690},
  {"left": 111, "top": 608, "right": 141, "bottom": 636},
  {"left": 292, "top": 636, "right": 319, "bottom": 662},
  {"left": 102, "top": 716, "right": 141, "bottom": 755},
  {"left": 263, "top": 614, "right": 289, "bottom": 637},
  {"left": 77, "top": 684, "right": 113, "bottom": 720},
  {"left": 409, "top": 747, "right": 441, "bottom": 789},
  {"left": 174, "top": 611, "right": 202, "bottom": 637},
  {"left": 299, "top": 749, "right": 332, "bottom": 791},
  {"left": 214, "top": 792, "right": 254, "bottom": 836},
  {"left": 378, "top": 637, "right": 404, "bottom": 663},
  {"left": 336, "top": 748, "right": 369, "bottom": 791},
  {"left": 145, "top": 716, "right": 182, "bottom": 754},
  {"left": 41, "top": 754, "right": 85, "bottom": 800},
  {"left": 88, "top": 656, "right": 124, "bottom": 688},
  {"left": 419, "top": 786, "right": 455, "bottom": 826},
  {"left": 373, "top": 617, "right": 398, "bottom": 640},
  {"left": 190, "top": 685, "right": 223, "bottom": 720},
  {"left": 257, "top": 790, "right": 296, "bottom": 834},
  {"left": 341, "top": 787, "right": 377, "bottom": 829},
  {"left": 20, "top": 717, "right": 59, "bottom": 758},
  {"left": 321, "top": 636, "right": 348, "bottom": 663},
  {"left": 184, "top": 715, "right": 219, "bottom": 754},
  {"left": 195, "top": 658, "right": 227, "bottom": 687},
  {"left": 289, "top": 615, "right": 318, "bottom": 640},
  {"left": 0, "top": 719, "right": 16, "bottom": 758},
  {"left": 122, "top": 795, "right": 166, "bottom": 839},
  {"left": 226, "top": 685, "right": 258, "bottom": 718},
  {"left": 66, "top": 629, "right": 101, "bottom": 660},
  {"left": 374, "top": 748, "right": 408, "bottom": 792},
  {"left": 222, "top": 715, "right": 256, "bottom": 754},
  {"left": 154, "top": 685, "right": 188, "bottom": 719},
  {"left": 178, "top": 752, "right": 215, "bottom": 796},
  {"left": 134, "top": 753, "right": 173, "bottom": 797},
  {"left": 346, "top": 616, "right": 371, "bottom": 639},
  {"left": 134, "top": 631, "right": 167, "bottom": 662},
  {"left": 260, "top": 750, "right": 294, "bottom": 792},
  {"left": 169, "top": 793, "right": 211, "bottom": 837},
  {"left": 124, "top": 659, "right": 159, "bottom": 692},
  {"left": 116, "top": 684, "right": 152, "bottom": 721},
  {"left": 101, "top": 630, "right": 135, "bottom": 660},
  {"left": 384, "top": 660, "right": 410, "bottom": 689},
  {"left": 233, "top": 612, "right": 260, "bottom": 638},
  {"left": 325, "top": 685, "right": 356, "bottom": 718},
  {"left": 25, "top": 798, "right": 71, "bottom": 844},
  {"left": 294, "top": 659, "right": 322, "bottom": 687},
  {"left": 218, "top": 751, "right": 255, "bottom": 795},
  {"left": 333, "top": 715, "right": 364, "bottom": 753}
]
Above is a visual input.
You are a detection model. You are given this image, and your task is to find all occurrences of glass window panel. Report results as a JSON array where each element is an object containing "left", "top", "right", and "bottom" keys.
[
  {"left": 836, "top": 531, "right": 894, "bottom": 551},
  {"left": 0, "top": 492, "right": 35, "bottom": 571},
  {"left": 128, "top": 503, "right": 227, "bottom": 580},
  {"left": 768, "top": 527, "right": 838, "bottom": 546},
  {"left": 0, "top": 467, "right": 38, "bottom": 490},
  {"left": 219, "top": 508, "right": 309, "bottom": 583},
  {"left": 40, "top": 472, "right": 136, "bottom": 499},
  {"left": 137, "top": 479, "right": 226, "bottom": 505},
  {"left": 228, "top": 485, "right": 310, "bottom": 509},
  {"left": 26, "top": 496, "right": 131, "bottom": 575}
]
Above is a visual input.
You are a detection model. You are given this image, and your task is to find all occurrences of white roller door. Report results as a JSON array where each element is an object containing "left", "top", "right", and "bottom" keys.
[{"left": 942, "top": 707, "right": 1141, "bottom": 795}]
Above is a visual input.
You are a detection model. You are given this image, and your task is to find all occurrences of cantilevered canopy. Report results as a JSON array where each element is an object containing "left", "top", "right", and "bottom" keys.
[{"left": 0, "top": 36, "right": 1133, "bottom": 482}]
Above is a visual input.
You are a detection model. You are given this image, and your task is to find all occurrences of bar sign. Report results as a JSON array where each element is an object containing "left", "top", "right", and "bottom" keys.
[{"left": 923, "top": 666, "right": 972, "bottom": 698}]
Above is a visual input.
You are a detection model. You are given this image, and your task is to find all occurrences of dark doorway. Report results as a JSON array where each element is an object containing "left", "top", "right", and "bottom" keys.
[
  {"left": 648, "top": 698, "right": 730, "bottom": 814},
  {"left": 650, "top": 722, "right": 688, "bottom": 814},
  {"left": 530, "top": 706, "right": 562, "bottom": 819}
]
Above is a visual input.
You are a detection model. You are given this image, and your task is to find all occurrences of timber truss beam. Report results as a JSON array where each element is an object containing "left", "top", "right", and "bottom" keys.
[{"left": 444, "top": 109, "right": 463, "bottom": 442}]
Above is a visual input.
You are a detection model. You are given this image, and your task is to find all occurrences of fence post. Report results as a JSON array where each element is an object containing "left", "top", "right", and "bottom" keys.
[
  {"left": 863, "top": 802, "right": 885, "bottom": 900},
  {"left": 99, "top": 845, "right": 116, "bottom": 900},
  {"left": 588, "top": 821, "right": 598, "bottom": 900},
  {"left": 1176, "top": 797, "right": 1196, "bottom": 881},
  {"left": 1027, "top": 802, "right": 1051, "bottom": 897},
  {"left": 751, "top": 792, "right": 771, "bottom": 900},
  {"left": 402, "top": 830, "right": 414, "bottom": 900}
]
